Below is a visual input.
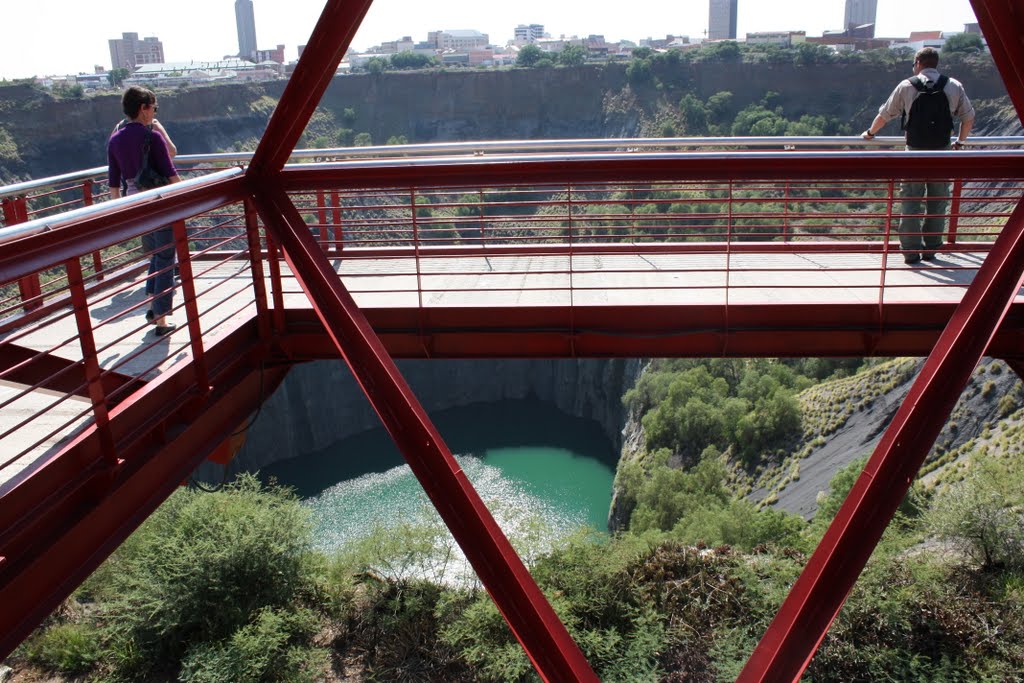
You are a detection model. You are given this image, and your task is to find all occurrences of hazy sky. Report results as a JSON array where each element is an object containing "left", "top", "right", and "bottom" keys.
[{"left": 0, "top": 0, "right": 980, "bottom": 79}]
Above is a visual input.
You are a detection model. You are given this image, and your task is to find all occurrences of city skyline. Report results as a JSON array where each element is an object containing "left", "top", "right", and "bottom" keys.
[{"left": 0, "top": 0, "right": 980, "bottom": 80}]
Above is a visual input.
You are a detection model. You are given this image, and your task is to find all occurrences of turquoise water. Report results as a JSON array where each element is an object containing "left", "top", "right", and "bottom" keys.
[{"left": 261, "top": 400, "right": 617, "bottom": 555}]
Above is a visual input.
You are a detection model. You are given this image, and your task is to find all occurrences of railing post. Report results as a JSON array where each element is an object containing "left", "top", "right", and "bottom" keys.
[
  {"left": 171, "top": 219, "right": 210, "bottom": 394},
  {"left": 878, "top": 179, "right": 896, "bottom": 315},
  {"left": 478, "top": 188, "right": 486, "bottom": 245},
  {"left": 411, "top": 188, "right": 424, "bottom": 314},
  {"left": 65, "top": 256, "right": 116, "bottom": 463},
  {"left": 330, "top": 190, "right": 342, "bottom": 254},
  {"left": 264, "top": 228, "right": 288, "bottom": 335},
  {"left": 243, "top": 197, "right": 272, "bottom": 341},
  {"left": 3, "top": 196, "right": 42, "bottom": 312},
  {"left": 81, "top": 179, "right": 105, "bottom": 282},
  {"left": 947, "top": 178, "right": 963, "bottom": 245},
  {"left": 782, "top": 181, "right": 790, "bottom": 242},
  {"left": 316, "top": 190, "right": 329, "bottom": 252}
]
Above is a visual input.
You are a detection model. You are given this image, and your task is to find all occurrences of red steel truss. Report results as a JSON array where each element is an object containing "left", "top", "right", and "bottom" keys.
[{"left": 0, "top": 0, "right": 1022, "bottom": 680}]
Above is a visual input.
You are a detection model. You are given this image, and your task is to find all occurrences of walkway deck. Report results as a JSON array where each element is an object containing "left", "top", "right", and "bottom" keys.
[{"left": 0, "top": 248, "right": 1012, "bottom": 494}]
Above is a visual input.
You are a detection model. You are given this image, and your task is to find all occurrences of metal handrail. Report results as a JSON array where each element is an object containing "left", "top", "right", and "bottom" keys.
[
  {"left": 0, "top": 168, "right": 244, "bottom": 245},
  {"left": 4, "top": 135, "right": 1024, "bottom": 201}
]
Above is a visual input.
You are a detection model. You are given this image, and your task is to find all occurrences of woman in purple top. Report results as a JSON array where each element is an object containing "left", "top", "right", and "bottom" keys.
[{"left": 107, "top": 86, "right": 181, "bottom": 335}]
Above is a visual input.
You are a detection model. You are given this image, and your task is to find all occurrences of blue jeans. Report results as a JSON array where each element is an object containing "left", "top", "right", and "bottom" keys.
[{"left": 142, "top": 226, "right": 175, "bottom": 317}]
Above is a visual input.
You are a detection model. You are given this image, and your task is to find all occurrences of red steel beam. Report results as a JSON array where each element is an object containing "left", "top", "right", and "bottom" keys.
[
  {"left": 270, "top": 303, "right": 1024, "bottom": 361},
  {"left": 737, "top": 197, "right": 1024, "bottom": 681},
  {"left": 250, "top": 180, "right": 598, "bottom": 683},
  {"left": 247, "top": 0, "right": 374, "bottom": 176},
  {"left": 972, "top": 0, "right": 1024, "bottom": 118}
]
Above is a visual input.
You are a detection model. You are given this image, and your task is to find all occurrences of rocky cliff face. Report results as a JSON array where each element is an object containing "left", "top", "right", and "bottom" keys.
[
  {"left": 0, "top": 60, "right": 1010, "bottom": 180},
  {"left": 217, "top": 358, "right": 645, "bottom": 476}
]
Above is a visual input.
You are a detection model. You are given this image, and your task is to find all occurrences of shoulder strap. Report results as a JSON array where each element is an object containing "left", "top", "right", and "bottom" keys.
[
  {"left": 934, "top": 74, "right": 949, "bottom": 92},
  {"left": 908, "top": 76, "right": 926, "bottom": 92},
  {"left": 139, "top": 126, "right": 153, "bottom": 169}
]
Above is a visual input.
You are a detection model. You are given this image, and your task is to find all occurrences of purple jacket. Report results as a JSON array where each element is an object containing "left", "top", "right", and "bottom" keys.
[{"left": 107, "top": 122, "right": 177, "bottom": 190}]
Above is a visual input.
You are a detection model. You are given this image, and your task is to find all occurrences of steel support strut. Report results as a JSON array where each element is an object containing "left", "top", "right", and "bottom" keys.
[
  {"left": 249, "top": 180, "right": 598, "bottom": 683},
  {"left": 738, "top": 200, "right": 1024, "bottom": 682}
]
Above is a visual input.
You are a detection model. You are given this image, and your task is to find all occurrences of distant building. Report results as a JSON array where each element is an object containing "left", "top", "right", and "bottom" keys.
[
  {"left": 964, "top": 22, "right": 982, "bottom": 34},
  {"left": 235, "top": 0, "right": 258, "bottom": 61},
  {"left": 708, "top": 0, "right": 738, "bottom": 41},
  {"left": 640, "top": 35, "right": 692, "bottom": 49},
  {"left": 379, "top": 36, "right": 416, "bottom": 54},
  {"left": 427, "top": 29, "right": 489, "bottom": 51},
  {"left": 746, "top": 31, "right": 807, "bottom": 47},
  {"left": 514, "top": 24, "right": 545, "bottom": 44},
  {"left": 126, "top": 59, "right": 283, "bottom": 87},
  {"left": 254, "top": 44, "right": 285, "bottom": 63},
  {"left": 889, "top": 31, "right": 945, "bottom": 53},
  {"left": 843, "top": 0, "right": 876, "bottom": 33},
  {"left": 108, "top": 32, "right": 165, "bottom": 71}
]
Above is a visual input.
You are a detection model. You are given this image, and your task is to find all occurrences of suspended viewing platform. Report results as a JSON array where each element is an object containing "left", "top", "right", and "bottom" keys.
[{"left": 3, "top": 0, "right": 1024, "bottom": 680}]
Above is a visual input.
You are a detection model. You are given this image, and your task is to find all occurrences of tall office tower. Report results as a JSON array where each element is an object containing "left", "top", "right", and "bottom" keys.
[
  {"left": 235, "top": 0, "right": 258, "bottom": 62},
  {"left": 844, "top": 0, "right": 878, "bottom": 34},
  {"left": 708, "top": 0, "right": 738, "bottom": 41}
]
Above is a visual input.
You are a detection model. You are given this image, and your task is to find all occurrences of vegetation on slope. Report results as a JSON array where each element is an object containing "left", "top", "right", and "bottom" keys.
[{"left": 8, "top": 440, "right": 1024, "bottom": 681}]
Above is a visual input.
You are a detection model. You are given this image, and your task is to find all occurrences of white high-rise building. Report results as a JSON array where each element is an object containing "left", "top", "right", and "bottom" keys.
[
  {"left": 514, "top": 24, "right": 545, "bottom": 44},
  {"left": 708, "top": 0, "right": 738, "bottom": 41},
  {"left": 235, "top": 0, "right": 258, "bottom": 62},
  {"left": 844, "top": 0, "right": 878, "bottom": 32}
]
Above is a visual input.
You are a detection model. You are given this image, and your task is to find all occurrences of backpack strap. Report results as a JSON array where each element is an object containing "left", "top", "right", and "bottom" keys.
[{"left": 139, "top": 125, "right": 153, "bottom": 169}]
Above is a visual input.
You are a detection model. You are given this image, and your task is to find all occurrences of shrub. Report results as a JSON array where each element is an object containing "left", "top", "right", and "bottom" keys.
[
  {"left": 24, "top": 622, "right": 101, "bottom": 675},
  {"left": 928, "top": 459, "right": 1024, "bottom": 569},
  {"left": 99, "top": 475, "right": 318, "bottom": 675},
  {"left": 179, "top": 608, "right": 328, "bottom": 683}
]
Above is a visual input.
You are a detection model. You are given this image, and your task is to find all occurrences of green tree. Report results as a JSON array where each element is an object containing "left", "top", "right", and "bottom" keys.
[
  {"left": 341, "top": 107, "right": 356, "bottom": 126},
  {"left": 386, "top": 134, "right": 408, "bottom": 145},
  {"left": 390, "top": 51, "right": 434, "bottom": 70},
  {"left": 701, "top": 41, "right": 742, "bottom": 63},
  {"left": 626, "top": 58, "right": 652, "bottom": 84},
  {"left": 678, "top": 94, "right": 708, "bottom": 134},
  {"left": 559, "top": 43, "right": 588, "bottom": 67},
  {"left": 365, "top": 57, "right": 387, "bottom": 75},
  {"left": 107, "top": 68, "right": 130, "bottom": 88},
  {"left": 706, "top": 91, "right": 735, "bottom": 124},
  {"left": 731, "top": 104, "right": 788, "bottom": 136},
  {"left": 942, "top": 32, "right": 984, "bottom": 54},
  {"left": 516, "top": 43, "right": 544, "bottom": 67},
  {"left": 354, "top": 132, "right": 373, "bottom": 147}
]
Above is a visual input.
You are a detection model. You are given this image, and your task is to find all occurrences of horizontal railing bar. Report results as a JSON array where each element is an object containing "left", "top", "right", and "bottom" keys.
[
  {"left": 0, "top": 168, "right": 244, "bottom": 245},
  {"left": 4, "top": 137, "right": 1024, "bottom": 202},
  {"left": 280, "top": 150, "right": 1024, "bottom": 191}
]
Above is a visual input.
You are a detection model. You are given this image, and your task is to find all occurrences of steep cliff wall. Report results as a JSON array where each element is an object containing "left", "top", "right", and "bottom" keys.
[
  {"left": 218, "top": 358, "right": 645, "bottom": 476},
  {"left": 0, "top": 59, "right": 1010, "bottom": 180}
]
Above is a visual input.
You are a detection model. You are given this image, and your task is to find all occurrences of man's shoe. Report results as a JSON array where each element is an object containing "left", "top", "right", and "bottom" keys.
[
  {"left": 154, "top": 324, "right": 176, "bottom": 337},
  {"left": 922, "top": 252, "right": 937, "bottom": 261},
  {"left": 904, "top": 253, "right": 921, "bottom": 264}
]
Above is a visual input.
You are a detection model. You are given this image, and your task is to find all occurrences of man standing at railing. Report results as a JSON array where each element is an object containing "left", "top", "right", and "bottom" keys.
[
  {"left": 107, "top": 86, "right": 181, "bottom": 336},
  {"left": 861, "top": 47, "right": 975, "bottom": 265}
]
